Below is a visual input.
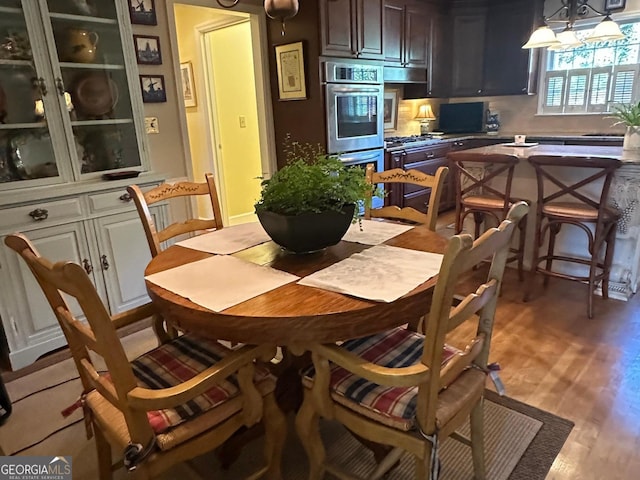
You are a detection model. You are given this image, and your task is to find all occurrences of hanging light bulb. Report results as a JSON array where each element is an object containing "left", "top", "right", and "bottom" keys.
[
  {"left": 585, "top": 15, "right": 625, "bottom": 42},
  {"left": 264, "top": 0, "right": 299, "bottom": 35}
]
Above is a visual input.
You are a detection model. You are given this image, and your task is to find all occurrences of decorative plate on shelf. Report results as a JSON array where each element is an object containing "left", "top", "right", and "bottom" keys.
[{"left": 70, "top": 72, "right": 119, "bottom": 118}]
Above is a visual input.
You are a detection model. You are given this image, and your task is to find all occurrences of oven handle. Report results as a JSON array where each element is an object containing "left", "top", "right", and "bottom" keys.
[
  {"left": 330, "top": 87, "right": 381, "bottom": 93},
  {"left": 340, "top": 152, "right": 381, "bottom": 163}
]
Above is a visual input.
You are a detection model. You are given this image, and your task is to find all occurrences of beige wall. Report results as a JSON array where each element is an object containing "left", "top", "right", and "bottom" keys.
[{"left": 132, "top": 5, "right": 188, "bottom": 180}]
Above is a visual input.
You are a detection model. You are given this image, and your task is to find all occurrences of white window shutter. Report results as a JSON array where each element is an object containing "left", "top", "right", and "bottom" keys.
[
  {"left": 565, "top": 69, "right": 589, "bottom": 113},
  {"left": 610, "top": 65, "right": 639, "bottom": 106},
  {"left": 588, "top": 67, "right": 611, "bottom": 113},
  {"left": 542, "top": 71, "right": 566, "bottom": 114}
]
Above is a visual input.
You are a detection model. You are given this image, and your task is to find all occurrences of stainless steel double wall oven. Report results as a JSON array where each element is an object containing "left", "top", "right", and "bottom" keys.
[{"left": 323, "top": 59, "right": 384, "bottom": 207}]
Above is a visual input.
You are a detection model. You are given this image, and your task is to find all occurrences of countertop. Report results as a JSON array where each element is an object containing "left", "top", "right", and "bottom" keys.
[
  {"left": 384, "top": 133, "right": 624, "bottom": 152},
  {"left": 449, "top": 143, "right": 640, "bottom": 164}
]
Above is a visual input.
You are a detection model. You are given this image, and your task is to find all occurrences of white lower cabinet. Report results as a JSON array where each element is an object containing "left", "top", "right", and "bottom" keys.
[{"left": 0, "top": 184, "right": 166, "bottom": 370}]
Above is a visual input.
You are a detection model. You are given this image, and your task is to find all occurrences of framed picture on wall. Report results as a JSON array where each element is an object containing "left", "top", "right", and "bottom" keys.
[
  {"left": 384, "top": 89, "right": 399, "bottom": 131},
  {"left": 275, "top": 41, "right": 307, "bottom": 101},
  {"left": 180, "top": 61, "right": 197, "bottom": 107},
  {"left": 140, "top": 75, "right": 166, "bottom": 103},
  {"left": 134, "top": 35, "right": 161, "bottom": 65},
  {"left": 604, "top": 0, "right": 626, "bottom": 11},
  {"left": 129, "top": 0, "right": 157, "bottom": 25}
]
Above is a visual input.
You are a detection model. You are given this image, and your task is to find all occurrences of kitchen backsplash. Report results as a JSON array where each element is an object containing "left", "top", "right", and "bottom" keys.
[{"left": 388, "top": 89, "right": 626, "bottom": 137}]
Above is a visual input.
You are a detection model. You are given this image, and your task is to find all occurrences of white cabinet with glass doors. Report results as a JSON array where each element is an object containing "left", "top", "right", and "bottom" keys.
[
  {"left": 0, "top": 0, "right": 148, "bottom": 187},
  {"left": 0, "top": 0, "right": 163, "bottom": 370}
]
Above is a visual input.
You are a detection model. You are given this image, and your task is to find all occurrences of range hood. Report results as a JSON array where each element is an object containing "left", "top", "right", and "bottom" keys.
[{"left": 383, "top": 66, "right": 427, "bottom": 83}]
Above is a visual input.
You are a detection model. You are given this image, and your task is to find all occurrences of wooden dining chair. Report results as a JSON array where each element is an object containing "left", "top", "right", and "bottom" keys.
[
  {"left": 364, "top": 163, "right": 448, "bottom": 231},
  {"left": 296, "top": 202, "right": 529, "bottom": 480},
  {"left": 4, "top": 233, "right": 285, "bottom": 480},
  {"left": 128, "top": 173, "right": 223, "bottom": 257}
]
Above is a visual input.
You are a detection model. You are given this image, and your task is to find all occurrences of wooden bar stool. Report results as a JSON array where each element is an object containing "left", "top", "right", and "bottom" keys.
[
  {"left": 524, "top": 155, "right": 622, "bottom": 318},
  {"left": 448, "top": 152, "right": 528, "bottom": 279}
]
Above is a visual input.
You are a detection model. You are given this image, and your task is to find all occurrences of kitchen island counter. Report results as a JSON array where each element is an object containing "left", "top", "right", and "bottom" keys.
[{"left": 451, "top": 144, "right": 640, "bottom": 301}]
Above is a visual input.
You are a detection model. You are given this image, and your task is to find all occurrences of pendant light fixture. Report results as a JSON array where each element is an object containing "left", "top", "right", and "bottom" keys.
[
  {"left": 215, "top": 0, "right": 299, "bottom": 36},
  {"left": 523, "top": 0, "right": 625, "bottom": 50}
]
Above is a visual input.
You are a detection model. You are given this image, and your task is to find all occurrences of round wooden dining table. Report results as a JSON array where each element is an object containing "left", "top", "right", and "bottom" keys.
[{"left": 144, "top": 225, "right": 449, "bottom": 347}]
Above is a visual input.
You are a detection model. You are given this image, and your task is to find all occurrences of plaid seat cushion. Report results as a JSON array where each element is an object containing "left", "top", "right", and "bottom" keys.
[
  {"left": 301, "top": 327, "right": 459, "bottom": 430},
  {"left": 128, "top": 333, "right": 273, "bottom": 434}
]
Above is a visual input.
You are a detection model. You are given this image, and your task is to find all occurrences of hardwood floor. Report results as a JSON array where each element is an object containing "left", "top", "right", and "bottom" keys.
[{"left": 448, "top": 263, "right": 640, "bottom": 480}]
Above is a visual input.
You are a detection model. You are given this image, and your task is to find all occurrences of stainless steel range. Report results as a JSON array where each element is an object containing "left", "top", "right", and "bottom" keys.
[{"left": 384, "top": 134, "right": 446, "bottom": 150}]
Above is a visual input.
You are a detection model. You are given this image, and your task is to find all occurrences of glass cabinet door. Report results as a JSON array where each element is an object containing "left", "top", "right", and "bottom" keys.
[
  {"left": 0, "top": 1, "right": 63, "bottom": 187},
  {"left": 40, "top": 0, "right": 144, "bottom": 177}
]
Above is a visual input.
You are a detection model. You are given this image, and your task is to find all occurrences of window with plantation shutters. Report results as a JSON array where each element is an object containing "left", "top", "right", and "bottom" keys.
[{"left": 538, "top": 20, "right": 640, "bottom": 115}]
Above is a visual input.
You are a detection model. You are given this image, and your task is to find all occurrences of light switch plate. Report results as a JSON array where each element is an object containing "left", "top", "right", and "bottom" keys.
[{"left": 145, "top": 117, "right": 159, "bottom": 134}]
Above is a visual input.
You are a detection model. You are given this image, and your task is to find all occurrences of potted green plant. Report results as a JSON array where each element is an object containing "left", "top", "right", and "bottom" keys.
[
  {"left": 255, "top": 136, "right": 376, "bottom": 253},
  {"left": 609, "top": 101, "right": 640, "bottom": 152}
]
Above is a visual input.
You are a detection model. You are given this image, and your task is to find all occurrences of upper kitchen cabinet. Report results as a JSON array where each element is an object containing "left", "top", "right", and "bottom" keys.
[
  {"left": 0, "top": 0, "right": 148, "bottom": 190},
  {"left": 383, "top": 0, "right": 428, "bottom": 68},
  {"left": 449, "top": 0, "right": 541, "bottom": 97},
  {"left": 320, "top": 0, "right": 384, "bottom": 60},
  {"left": 450, "top": 1, "right": 487, "bottom": 97},
  {"left": 482, "top": 0, "right": 542, "bottom": 96}
]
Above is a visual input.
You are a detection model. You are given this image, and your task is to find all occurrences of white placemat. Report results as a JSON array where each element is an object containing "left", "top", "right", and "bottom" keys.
[
  {"left": 176, "top": 222, "right": 271, "bottom": 254},
  {"left": 341, "top": 219, "right": 414, "bottom": 245},
  {"left": 145, "top": 255, "right": 299, "bottom": 312},
  {"left": 298, "top": 244, "right": 443, "bottom": 303}
]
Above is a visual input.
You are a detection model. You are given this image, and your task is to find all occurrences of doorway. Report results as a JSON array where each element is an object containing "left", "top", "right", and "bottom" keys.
[{"left": 171, "top": 2, "right": 275, "bottom": 225}]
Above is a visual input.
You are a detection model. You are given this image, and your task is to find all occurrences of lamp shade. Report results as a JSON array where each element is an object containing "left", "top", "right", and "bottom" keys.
[
  {"left": 522, "top": 25, "right": 561, "bottom": 49},
  {"left": 264, "top": 0, "right": 299, "bottom": 20},
  {"left": 549, "top": 27, "right": 584, "bottom": 50},
  {"left": 585, "top": 16, "right": 625, "bottom": 43},
  {"left": 415, "top": 104, "right": 436, "bottom": 120}
]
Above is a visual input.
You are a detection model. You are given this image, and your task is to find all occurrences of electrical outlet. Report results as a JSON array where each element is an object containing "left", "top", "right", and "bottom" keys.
[
  {"left": 239, "top": 115, "right": 246, "bottom": 128},
  {"left": 145, "top": 117, "right": 159, "bottom": 134}
]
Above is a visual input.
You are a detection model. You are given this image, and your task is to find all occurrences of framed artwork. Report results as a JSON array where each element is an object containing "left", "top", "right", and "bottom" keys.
[
  {"left": 275, "top": 41, "right": 307, "bottom": 101},
  {"left": 134, "top": 35, "right": 161, "bottom": 65},
  {"left": 180, "top": 61, "right": 197, "bottom": 107},
  {"left": 604, "top": 0, "right": 626, "bottom": 10},
  {"left": 129, "top": 0, "right": 157, "bottom": 25},
  {"left": 140, "top": 75, "right": 166, "bottom": 103},
  {"left": 384, "top": 89, "right": 399, "bottom": 131}
]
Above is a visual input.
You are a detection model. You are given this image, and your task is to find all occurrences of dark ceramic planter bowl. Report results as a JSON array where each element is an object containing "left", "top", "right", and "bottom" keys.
[{"left": 257, "top": 204, "right": 356, "bottom": 254}]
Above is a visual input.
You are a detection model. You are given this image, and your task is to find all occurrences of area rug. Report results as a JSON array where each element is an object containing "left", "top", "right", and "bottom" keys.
[{"left": 0, "top": 328, "right": 573, "bottom": 479}]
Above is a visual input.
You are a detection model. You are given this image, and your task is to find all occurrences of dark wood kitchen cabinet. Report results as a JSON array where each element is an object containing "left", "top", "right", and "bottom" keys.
[
  {"left": 482, "top": 0, "right": 541, "bottom": 95},
  {"left": 383, "top": 0, "right": 428, "bottom": 68},
  {"left": 386, "top": 144, "right": 455, "bottom": 213},
  {"left": 320, "top": 0, "right": 384, "bottom": 60},
  {"left": 449, "top": 0, "right": 541, "bottom": 97},
  {"left": 450, "top": 6, "right": 487, "bottom": 96}
]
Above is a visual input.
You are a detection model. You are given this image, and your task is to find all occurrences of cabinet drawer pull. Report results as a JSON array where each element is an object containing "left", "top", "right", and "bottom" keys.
[
  {"left": 101, "top": 255, "right": 110, "bottom": 271},
  {"left": 82, "top": 259, "right": 93, "bottom": 275},
  {"left": 119, "top": 192, "right": 132, "bottom": 202},
  {"left": 28, "top": 208, "right": 49, "bottom": 221}
]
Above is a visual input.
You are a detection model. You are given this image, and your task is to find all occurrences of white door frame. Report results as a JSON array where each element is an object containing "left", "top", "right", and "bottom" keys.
[{"left": 165, "top": 1, "right": 277, "bottom": 223}]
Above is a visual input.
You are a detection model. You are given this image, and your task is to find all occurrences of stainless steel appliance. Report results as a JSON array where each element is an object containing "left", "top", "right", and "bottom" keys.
[
  {"left": 324, "top": 59, "right": 384, "bottom": 154},
  {"left": 338, "top": 148, "right": 384, "bottom": 210}
]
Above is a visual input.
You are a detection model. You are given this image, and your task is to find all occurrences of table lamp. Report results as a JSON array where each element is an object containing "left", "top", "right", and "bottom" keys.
[{"left": 415, "top": 104, "right": 436, "bottom": 135}]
